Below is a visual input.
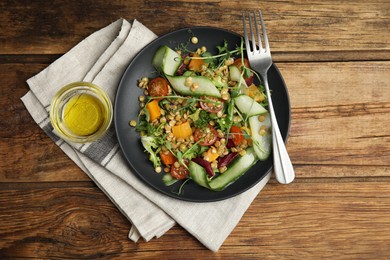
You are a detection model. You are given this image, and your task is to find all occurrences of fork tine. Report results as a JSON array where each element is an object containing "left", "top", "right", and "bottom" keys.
[
  {"left": 243, "top": 11, "right": 267, "bottom": 54},
  {"left": 248, "top": 12, "right": 257, "bottom": 53},
  {"left": 258, "top": 10, "right": 270, "bottom": 52},
  {"left": 252, "top": 11, "right": 262, "bottom": 53},
  {"left": 242, "top": 12, "right": 250, "bottom": 54}
]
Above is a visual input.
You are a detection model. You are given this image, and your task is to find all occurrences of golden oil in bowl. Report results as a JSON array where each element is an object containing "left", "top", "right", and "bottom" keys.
[{"left": 50, "top": 82, "right": 113, "bottom": 143}]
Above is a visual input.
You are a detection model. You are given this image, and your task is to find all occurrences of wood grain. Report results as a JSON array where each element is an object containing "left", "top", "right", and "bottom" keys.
[
  {"left": 0, "top": 0, "right": 389, "bottom": 59},
  {"left": 279, "top": 61, "right": 390, "bottom": 166},
  {"left": 1, "top": 182, "right": 390, "bottom": 259},
  {"left": 0, "top": 63, "right": 88, "bottom": 182}
]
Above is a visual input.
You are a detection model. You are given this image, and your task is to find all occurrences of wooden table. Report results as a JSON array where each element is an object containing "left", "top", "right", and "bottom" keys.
[{"left": 1, "top": 1, "right": 389, "bottom": 258}]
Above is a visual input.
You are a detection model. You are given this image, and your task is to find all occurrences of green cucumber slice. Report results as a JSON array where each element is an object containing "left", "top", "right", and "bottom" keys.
[
  {"left": 229, "top": 65, "right": 248, "bottom": 93},
  {"left": 189, "top": 161, "right": 210, "bottom": 188},
  {"left": 208, "top": 148, "right": 258, "bottom": 191},
  {"left": 249, "top": 114, "right": 272, "bottom": 160},
  {"left": 182, "top": 70, "right": 196, "bottom": 77},
  {"left": 229, "top": 65, "right": 247, "bottom": 87},
  {"left": 234, "top": 94, "right": 268, "bottom": 117},
  {"left": 152, "top": 45, "right": 181, "bottom": 76},
  {"left": 162, "top": 173, "right": 178, "bottom": 186},
  {"left": 166, "top": 75, "right": 222, "bottom": 98}
]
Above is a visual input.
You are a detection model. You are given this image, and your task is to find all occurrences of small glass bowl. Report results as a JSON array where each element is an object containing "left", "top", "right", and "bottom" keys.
[{"left": 50, "top": 82, "right": 113, "bottom": 143}]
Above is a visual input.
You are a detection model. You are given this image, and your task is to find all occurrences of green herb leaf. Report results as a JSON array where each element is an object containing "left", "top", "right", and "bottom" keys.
[
  {"left": 194, "top": 110, "right": 212, "bottom": 128},
  {"left": 217, "top": 40, "right": 229, "bottom": 54}
]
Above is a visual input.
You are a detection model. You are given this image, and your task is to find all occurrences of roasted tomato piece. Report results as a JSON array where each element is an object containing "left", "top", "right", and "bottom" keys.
[
  {"left": 233, "top": 58, "right": 251, "bottom": 71},
  {"left": 194, "top": 125, "right": 218, "bottom": 146},
  {"left": 199, "top": 96, "right": 224, "bottom": 113},
  {"left": 148, "top": 77, "right": 169, "bottom": 99},
  {"left": 230, "top": 125, "right": 244, "bottom": 146},
  {"left": 170, "top": 160, "right": 190, "bottom": 180}
]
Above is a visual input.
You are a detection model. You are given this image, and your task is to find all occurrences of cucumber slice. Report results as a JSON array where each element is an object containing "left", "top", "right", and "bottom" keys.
[
  {"left": 229, "top": 65, "right": 249, "bottom": 94},
  {"left": 162, "top": 173, "right": 178, "bottom": 186},
  {"left": 182, "top": 70, "right": 196, "bottom": 77},
  {"left": 208, "top": 148, "right": 258, "bottom": 191},
  {"left": 189, "top": 161, "right": 210, "bottom": 188},
  {"left": 249, "top": 114, "right": 272, "bottom": 160},
  {"left": 234, "top": 94, "right": 268, "bottom": 117},
  {"left": 229, "top": 65, "right": 247, "bottom": 87},
  {"left": 166, "top": 75, "right": 222, "bottom": 98},
  {"left": 152, "top": 45, "right": 181, "bottom": 76}
]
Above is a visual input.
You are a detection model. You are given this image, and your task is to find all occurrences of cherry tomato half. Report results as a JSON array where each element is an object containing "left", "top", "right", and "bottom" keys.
[
  {"left": 148, "top": 77, "right": 168, "bottom": 99},
  {"left": 230, "top": 125, "right": 244, "bottom": 146},
  {"left": 233, "top": 58, "right": 254, "bottom": 85},
  {"left": 194, "top": 125, "right": 218, "bottom": 146},
  {"left": 199, "top": 96, "right": 224, "bottom": 113},
  {"left": 170, "top": 160, "right": 190, "bottom": 180}
]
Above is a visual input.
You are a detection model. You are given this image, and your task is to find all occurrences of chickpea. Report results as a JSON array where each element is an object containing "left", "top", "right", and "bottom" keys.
[
  {"left": 160, "top": 117, "right": 167, "bottom": 123},
  {"left": 224, "top": 57, "right": 234, "bottom": 66},
  {"left": 211, "top": 161, "right": 218, "bottom": 169},
  {"left": 217, "top": 130, "right": 224, "bottom": 138},
  {"left": 234, "top": 116, "right": 242, "bottom": 123},
  {"left": 258, "top": 115, "right": 265, "bottom": 122},
  {"left": 220, "top": 88, "right": 228, "bottom": 95},
  {"left": 191, "top": 36, "right": 199, "bottom": 44},
  {"left": 219, "top": 166, "right": 227, "bottom": 173},
  {"left": 221, "top": 93, "right": 230, "bottom": 101},
  {"left": 179, "top": 143, "right": 186, "bottom": 152},
  {"left": 129, "top": 120, "right": 137, "bottom": 127},
  {"left": 185, "top": 77, "right": 193, "bottom": 87},
  {"left": 190, "top": 83, "right": 199, "bottom": 92}
]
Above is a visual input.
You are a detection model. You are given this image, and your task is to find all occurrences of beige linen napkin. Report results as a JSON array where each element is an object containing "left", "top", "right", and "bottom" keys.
[{"left": 21, "top": 19, "right": 271, "bottom": 252}]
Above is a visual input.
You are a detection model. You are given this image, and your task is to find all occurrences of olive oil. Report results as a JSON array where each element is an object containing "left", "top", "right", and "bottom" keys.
[{"left": 63, "top": 94, "right": 105, "bottom": 136}]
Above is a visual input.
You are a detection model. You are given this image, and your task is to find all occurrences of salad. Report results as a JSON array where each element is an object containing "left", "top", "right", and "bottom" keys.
[{"left": 130, "top": 35, "right": 271, "bottom": 191}]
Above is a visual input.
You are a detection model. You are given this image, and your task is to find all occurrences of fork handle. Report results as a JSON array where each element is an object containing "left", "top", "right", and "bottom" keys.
[{"left": 263, "top": 74, "right": 295, "bottom": 184}]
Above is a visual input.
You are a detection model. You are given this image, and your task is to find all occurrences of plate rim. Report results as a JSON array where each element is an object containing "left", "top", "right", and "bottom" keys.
[{"left": 114, "top": 26, "right": 291, "bottom": 202}]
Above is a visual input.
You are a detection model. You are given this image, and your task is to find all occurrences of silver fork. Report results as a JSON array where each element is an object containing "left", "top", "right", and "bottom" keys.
[{"left": 242, "top": 10, "right": 295, "bottom": 184}]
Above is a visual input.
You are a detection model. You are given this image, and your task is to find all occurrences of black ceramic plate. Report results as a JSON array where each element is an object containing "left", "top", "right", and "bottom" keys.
[{"left": 115, "top": 27, "right": 291, "bottom": 202}]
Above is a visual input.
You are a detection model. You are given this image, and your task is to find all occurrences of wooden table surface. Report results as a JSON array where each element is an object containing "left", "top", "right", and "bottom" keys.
[{"left": 1, "top": 1, "right": 389, "bottom": 259}]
